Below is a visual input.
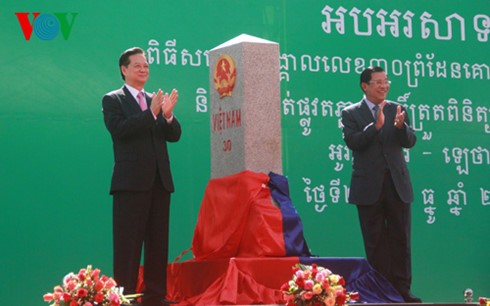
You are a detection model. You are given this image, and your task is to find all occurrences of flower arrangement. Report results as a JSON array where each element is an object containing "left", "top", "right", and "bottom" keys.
[
  {"left": 281, "top": 263, "right": 359, "bottom": 306},
  {"left": 43, "top": 265, "right": 140, "bottom": 306}
]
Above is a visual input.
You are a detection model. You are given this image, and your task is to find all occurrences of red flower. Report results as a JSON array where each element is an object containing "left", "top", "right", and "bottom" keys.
[
  {"left": 280, "top": 282, "right": 290, "bottom": 291},
  {"left": 322, "top": 279, "right": 330, "bottom": 289},
  {"left": 86, "top": 278, "right": 93, "bottom": 287},
  {"left": 338, "top": 276, "right": 345, "bottom": 286},
  {"left": 105, "top": 277, "right": 117, "bottom": 289},
  {"left": 66, "top": 280, "right": 77, "bottom": 291},
  {"left": 336, "top": 293, "right": 347, "bottom": 305},
  {"left": 53, "top": 292, "right": 62, "bottom": 301},
  {"left": 94, "top": 293, "right": 104, "bottom": 303},
  {"left": 295, "top": 277, "right": 305, "bottom": 288},
  {"left": 78, "top": 268, "right": 87, "bottom": 281},
  {"left": 95, "top": 280, "right": 105, "bottom": 292},
  {"left": 91, "top": 268, "right": 101, "bottom": 281},
  {"left": 43, "top": 293, "right": 53, "bottom": 302},
  {"left": 63, "top": 292, "right": 72, "bottom": 302},
  {"left": 303, "top": 291, "right": 313, "bottom": 300},
  {"left": 77, "top": 288, "right": 88, "bottom": 298},
  {"left": 311, "top": 265, "right": 318, "bottom": 278},
  {"left": 70, "top": 300, "right": 78, "bottom": 306},
  {"left": 350, "top": 292, "right": 360, "bottom": 300},
  {"left": 109, "top": 292, "right": 120, "bottom": 306}
]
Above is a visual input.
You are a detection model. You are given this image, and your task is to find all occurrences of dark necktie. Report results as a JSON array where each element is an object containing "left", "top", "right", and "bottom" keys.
[{"left": 372, "top": 105, "right": 379, "bottom": 119}]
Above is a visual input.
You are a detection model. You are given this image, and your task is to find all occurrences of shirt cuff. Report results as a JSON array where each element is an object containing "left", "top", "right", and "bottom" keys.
[{"left": 164, "top": 113, "right": 174, "bottom": 123}]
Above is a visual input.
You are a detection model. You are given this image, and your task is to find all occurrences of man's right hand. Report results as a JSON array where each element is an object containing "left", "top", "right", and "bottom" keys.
[{"left": 375, "top": 101, "right": 386, "bottom": 130}]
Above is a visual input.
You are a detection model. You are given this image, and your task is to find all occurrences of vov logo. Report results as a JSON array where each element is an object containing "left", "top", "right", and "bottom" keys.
[{"left": 15, "top": 12, "right": 78, "bottom": 40}]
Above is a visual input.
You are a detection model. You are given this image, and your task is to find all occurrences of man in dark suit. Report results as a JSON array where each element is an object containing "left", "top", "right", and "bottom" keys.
[
  {"left": 102, "top": 47, "right": 182, "bottom": 306},
  {"left": 341, "top": 66, "right": 421, "bottom": 303}
]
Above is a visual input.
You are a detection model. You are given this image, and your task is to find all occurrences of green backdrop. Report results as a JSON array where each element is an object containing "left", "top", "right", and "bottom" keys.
[{"left": 1, "top": 0, "right": 489, "bottom": 305}]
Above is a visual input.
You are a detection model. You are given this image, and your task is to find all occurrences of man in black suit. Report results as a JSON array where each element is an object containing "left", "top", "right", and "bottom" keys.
[
  {"left": 341, "top": 66, "right": 421, "bottom": 303},
  {"left": 102, "top": 47, "right": 182, "bottom": 306}
]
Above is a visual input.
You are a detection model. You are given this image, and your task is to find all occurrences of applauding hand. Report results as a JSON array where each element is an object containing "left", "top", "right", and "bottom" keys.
[{"left": 162, "top": 89, "right": 178, "bottom": 119}]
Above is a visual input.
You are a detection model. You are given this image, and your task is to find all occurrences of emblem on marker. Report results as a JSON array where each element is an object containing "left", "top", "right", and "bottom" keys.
[{"left": 213, "top": 54, "right": 236, "bottom": 99}]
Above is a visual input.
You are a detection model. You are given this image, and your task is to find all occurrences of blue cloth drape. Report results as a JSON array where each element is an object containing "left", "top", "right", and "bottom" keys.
[{"left": 268, "top": 172, "right": 311, "bottom": 257}]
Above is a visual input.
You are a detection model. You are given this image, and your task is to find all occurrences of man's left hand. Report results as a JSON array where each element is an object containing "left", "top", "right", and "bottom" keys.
[
  {"left": 162, "top": 89, "right": 178, "bottom": 119},
  {"left": 394, "top": 105, "right": 405, "bottom": 129}
]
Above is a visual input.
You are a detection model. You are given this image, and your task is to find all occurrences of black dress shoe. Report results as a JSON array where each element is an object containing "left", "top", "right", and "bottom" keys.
[{"left": 401, "top": 292, "right": 422, "bottom": 303}]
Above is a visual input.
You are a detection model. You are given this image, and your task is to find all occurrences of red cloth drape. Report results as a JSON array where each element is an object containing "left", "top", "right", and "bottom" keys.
[
  {"left": 166, "top": 257, "right": 298, "bottom": 305},
  {"left": 192, "top": 170, "right": 286, "bottom": 259}
]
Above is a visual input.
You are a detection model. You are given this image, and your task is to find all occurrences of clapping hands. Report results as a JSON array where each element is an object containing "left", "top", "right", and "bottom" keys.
[{"left": 150, "top": 88, "right": 178, "bottom": 119}]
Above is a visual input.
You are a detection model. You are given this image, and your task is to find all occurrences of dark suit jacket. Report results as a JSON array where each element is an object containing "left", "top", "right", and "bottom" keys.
[
  {"left": 341, "top": 100, "right": 416, "bottom": 205},
  {"left": 102, "top": 86, "right": 181, "bottom": 194}
]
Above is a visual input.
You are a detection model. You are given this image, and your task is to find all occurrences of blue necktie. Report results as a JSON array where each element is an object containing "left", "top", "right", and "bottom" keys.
[{"left": 372, "top": 105, "right": 379, "bottom": 119}]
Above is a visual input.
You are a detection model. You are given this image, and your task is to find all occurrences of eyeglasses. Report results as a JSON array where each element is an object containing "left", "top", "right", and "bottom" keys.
[{"left": 368, "top": 79, "right": 391, "bottom": 86}]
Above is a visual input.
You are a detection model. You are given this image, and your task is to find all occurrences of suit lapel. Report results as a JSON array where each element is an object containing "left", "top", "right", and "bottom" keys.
[
  {"left": 143, "top": 93, "right": 150, "bottom": 110},
  {"left": 122, "top": 86, "right": 143, "bottom": 113},
  {"left": 360, "top": 99, "right": 375, "bottom": 121}
]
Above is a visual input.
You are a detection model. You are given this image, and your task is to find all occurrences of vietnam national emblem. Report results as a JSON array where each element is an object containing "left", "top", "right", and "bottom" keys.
[{"left": 213, "top": 54, "right": 236, "bottom": 99}]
